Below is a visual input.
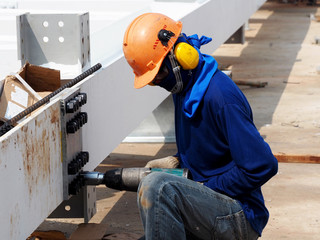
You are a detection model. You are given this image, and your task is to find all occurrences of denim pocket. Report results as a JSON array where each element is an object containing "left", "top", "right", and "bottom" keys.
[{"left": 212, "top": 210, "right": 248, "bottom": 240}]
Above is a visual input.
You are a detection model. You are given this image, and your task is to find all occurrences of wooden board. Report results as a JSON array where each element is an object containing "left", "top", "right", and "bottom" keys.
[
  {"left": 275, "top": 154, "right": 320, "bottom": 164},
  {"left": 69, "top": 223, "right": 108, "bottom": 240}
]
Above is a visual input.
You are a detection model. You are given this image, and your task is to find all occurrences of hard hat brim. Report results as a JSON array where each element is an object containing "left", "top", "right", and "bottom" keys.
[{"left": 133, "top": 60, "right": 163, "bottom": 89}]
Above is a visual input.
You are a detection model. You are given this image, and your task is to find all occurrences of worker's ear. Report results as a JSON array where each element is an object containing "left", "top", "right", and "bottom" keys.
[{"left": 174, "top": 42, "right": 199, "bottom": 70}]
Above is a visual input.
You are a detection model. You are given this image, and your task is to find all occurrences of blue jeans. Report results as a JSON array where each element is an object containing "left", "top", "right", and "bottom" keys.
[{"left": 137, "top": 172, "right": 259, "bottom": 240}]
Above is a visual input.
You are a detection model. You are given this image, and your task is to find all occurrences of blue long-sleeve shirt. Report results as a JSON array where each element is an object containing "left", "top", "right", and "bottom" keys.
[{"left": 173, "top": 69, "right": 278, "bottom": 236}]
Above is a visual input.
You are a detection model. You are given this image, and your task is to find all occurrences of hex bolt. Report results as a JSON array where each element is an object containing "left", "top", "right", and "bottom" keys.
[
  {"left": 66, "top": 101, "right": 75, "bottom": 113},
  {"left": 74, "top": 96, "right": 82, "bottom": 106},
  {"left": 75, "top": 93, "right": 87, "bottom": 106},
  {"left": 78, "top": 151, "right": 89, "bottom": 166},
  {"left": 81, "top": 151, "right": 89, "bottom": 164},
  {"left": 68, "top": 180, "right": 79, "bottom": 195},
  {"left": 74, "top": 98, "right": 80, "bottom": 109},
  {"left": 77, "top": 113, "right": 84, "bottom": 127},
  {"left": 68, "top": 174, "right": 87, "bottom": 195},
  {"left": 69, "top": 99, "right": 79, "bottom": 112},
  {"left": 68, "top": 161, "right": 79, "bottom": 175},
  {"left": 78, "top": 174, "right": 85, "bottom": 188},
  {"left": 73, "top": 114, "right": 81, "bottom": 128},
  {"left": 80, "top": 112, "right": 88, "bottom": 124},
  {"left": 78, "top": 93, "right": 87, "bottom": 105},
  {"left": 76, "top": 154, "right": 85, "bottom": 167},
  {"left": 66, "top": 120, "right": 79, "bottom": 134}
]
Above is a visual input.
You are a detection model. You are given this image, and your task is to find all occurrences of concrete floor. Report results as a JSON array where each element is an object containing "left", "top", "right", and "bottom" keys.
[{"left": 35, "top": 1, "right": 320, "bottom": 239}]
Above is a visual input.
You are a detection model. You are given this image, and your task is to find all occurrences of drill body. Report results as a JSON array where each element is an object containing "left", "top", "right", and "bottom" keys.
[{"left": 81, "top": 168, "right": 190, "bottom": 192}]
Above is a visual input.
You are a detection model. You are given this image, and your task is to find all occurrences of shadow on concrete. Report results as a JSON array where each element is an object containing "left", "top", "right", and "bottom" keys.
[
  {"left": 213, "top": 1, "right": 317, "bottom": 129},
  {"left": 94, "top": 143, "right": 178, "bottom": 236}
]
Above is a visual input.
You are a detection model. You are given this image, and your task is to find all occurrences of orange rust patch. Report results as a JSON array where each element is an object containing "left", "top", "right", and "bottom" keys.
[
  {"left": 139, "top": 186, "right": 152, "bottom": 209},
  {"left": 141, "top": 197, "right": 152, "bottom": 209},
  {"left": 51, "top": 112, "right": 58, "bottom": 124},
  {"left": 22, "top": 126, "right": 28, "bottom": 133},
  {"left": 10, "top": 203, "right": 20, "bottom": 238},
  {"left": 0, "top": 139, "right": 8, "bottom": 166},
  {"left": 50, "top": 104, "right": 60, "bottom": 124},
  {"left": 21, "top": 108, "right": 59, "bottom": 197}
]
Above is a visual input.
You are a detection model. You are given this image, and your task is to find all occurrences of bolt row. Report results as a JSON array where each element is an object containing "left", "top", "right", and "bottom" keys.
[
  {"left": 68, "top": 151, "right": 89, "bottom": 175},
  {"left": 66, "top": 92, "right": 87, "bottom": 113},
  {"left": 68, "top": 174, "right": 85, "bottom": 195},
  {"left": 66, "top": 112, "right": 88, "bottom": 134}
]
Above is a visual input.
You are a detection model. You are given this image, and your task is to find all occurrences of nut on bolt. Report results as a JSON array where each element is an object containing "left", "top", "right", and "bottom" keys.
[
  {"left": 68, "top": 151, "right": 90, "bottom": 175},
  {"left": 69, "top": 174, "right": 85, "bottom": 195}
]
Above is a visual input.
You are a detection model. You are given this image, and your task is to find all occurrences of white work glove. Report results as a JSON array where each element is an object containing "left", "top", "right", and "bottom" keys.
[{"left": 144, "top": 156, "right": 179, "bottom": 169}]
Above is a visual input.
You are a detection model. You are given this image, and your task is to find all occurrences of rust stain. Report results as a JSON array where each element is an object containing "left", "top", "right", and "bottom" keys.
[
  {"left": 50, "top": 104, "right": 60, "bottom": 125},
  {"left": 51, "top": 112, "right": 58, "bottom": 124},
  {"left": 139, "top": 186, "right": 152, "bottom": 209},
  {"left": 10, "top": 203, "right": 20, "bottom": 238},
  {"left": 21, "top": 106, "right": 60, "bottom": 200},
  {"left": 22, "top": 125, "right": 28, "bottom": 133},
  {"left": 0, "top": 138, "right": 9, "bottom": 167},
  {"left": 52, "top": 130, "right": 56, "bottom": 142},
  {"left": 42, "top": 128, "right": 47, "bottom": 139},
  {"left": 1, "top": 138, "right": 8, "bottom": 151}
]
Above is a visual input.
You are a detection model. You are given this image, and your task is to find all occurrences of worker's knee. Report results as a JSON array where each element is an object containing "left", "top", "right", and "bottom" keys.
[
  {"left": 137, "top": 172, "right": 165, "bottom": 210},
  {"left": 138, "top": 172, "right": 177, "bottom": 208},
  {"left": 138, "top": 172, "right": 168, "bottom": 195}
]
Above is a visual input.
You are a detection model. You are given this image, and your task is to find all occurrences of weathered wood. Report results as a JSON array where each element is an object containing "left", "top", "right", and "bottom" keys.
[
  {"left": 69, "top": 223, "right": 108, "bottom": 240},
  {"left": 275, "top": 154, "right": 320, "bottom": 164},
  {"left": 27, "top": 230, "right": 67, "bottom": 240},
  {"left": 234, "top": 80, "right": 268, "bottom": 88}
]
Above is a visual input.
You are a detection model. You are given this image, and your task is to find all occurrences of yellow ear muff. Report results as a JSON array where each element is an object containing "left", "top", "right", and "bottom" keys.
[{"left": 174, "top": 42, "right": 199, "bottom": 70}]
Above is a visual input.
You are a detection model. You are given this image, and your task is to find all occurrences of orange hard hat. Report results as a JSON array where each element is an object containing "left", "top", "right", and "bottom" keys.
[{"left": 123, "top": 13, "right": 183, "bottom": 89}]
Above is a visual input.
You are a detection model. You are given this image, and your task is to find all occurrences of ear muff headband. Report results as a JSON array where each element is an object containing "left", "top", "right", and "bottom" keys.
[
  {"left": 168, "top": 49, "right": 183, "bottom": 93},
  {"left": 174, "top": 42, "right": 199, "bottom": 70}
]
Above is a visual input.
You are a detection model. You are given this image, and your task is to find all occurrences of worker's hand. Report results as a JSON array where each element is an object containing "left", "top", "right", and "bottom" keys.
[{"left": 145, "top": 156, "right": 179, "bottom": 168}]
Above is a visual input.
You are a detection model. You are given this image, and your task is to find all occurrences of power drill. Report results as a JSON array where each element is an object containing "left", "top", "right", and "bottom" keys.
[{"left": 81, "top": 168, "right": 190, "bottom": 192}]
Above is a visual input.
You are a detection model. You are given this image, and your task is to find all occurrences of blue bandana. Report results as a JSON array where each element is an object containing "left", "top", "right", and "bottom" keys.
[
  {"left": 179, "top": 34, "right": 218, "bottom": 118},
  {"left": 155, "top": 33, "right": 218, "bottom": 118}
]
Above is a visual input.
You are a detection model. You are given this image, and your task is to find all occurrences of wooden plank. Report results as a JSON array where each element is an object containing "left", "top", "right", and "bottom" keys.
[
  {"left": 103, "top": 233, "right": 143, "bottom": 240},
  {"left": 27, "top": 231, "right": 67, "bottom": 240},
  {"left": 69, "top": 223, "right": 108, "bottom": 240},
  {"left": 275, "top": 154, "right": 320, "bottom": 164}
]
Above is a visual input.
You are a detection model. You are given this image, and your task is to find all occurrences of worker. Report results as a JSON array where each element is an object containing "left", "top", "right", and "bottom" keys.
[{"left": 123, "top": 13, "right": 278, "bottom": 240}]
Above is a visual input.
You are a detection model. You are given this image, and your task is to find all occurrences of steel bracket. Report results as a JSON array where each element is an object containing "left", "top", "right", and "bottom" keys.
[{"left": 48, "top": 88, "right": 96, "bottom": 222}]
